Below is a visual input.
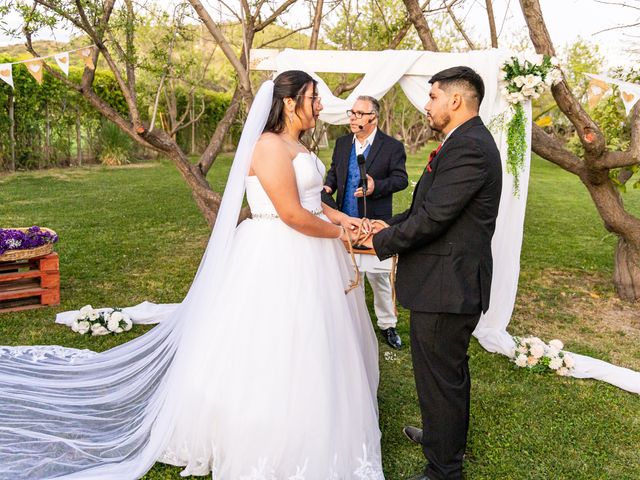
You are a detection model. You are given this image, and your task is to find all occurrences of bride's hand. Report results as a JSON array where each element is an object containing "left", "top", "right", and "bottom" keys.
[{"left": 340, "top": 215, "right": 363, "bottom": 235}]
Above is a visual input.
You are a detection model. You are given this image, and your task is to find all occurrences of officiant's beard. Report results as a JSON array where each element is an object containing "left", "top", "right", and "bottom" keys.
[{"left": 427, "top": 111, "right": 450, "bottom": 133}]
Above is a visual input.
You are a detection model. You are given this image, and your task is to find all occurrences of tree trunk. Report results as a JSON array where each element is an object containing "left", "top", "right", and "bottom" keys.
[
  {"left": 76, "top": 107, "right": 82, "bottom": 166},
  {"left": 8, "top": 91, "right": 15, "bottom": 172},
  {"left": 486, "top": 0, "right": 498, "bottom": 48},
  {"left": 614, "top": 237, "right": 640, "bottom": 300},
  {"left": 402, "top": 0, "right": 439, "bottom": 51},
  {"left": 44, "top": 103, "right": 50, "bottom": 168}
]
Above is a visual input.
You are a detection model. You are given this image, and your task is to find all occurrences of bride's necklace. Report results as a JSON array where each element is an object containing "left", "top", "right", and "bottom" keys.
[{"left": 280, "top": 132, "right": 304, "bottom": 148}]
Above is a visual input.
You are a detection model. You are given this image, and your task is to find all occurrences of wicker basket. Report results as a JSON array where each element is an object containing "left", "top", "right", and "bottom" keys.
[{"left": 0, "top": 228, "right": 57, "bottom": 262}]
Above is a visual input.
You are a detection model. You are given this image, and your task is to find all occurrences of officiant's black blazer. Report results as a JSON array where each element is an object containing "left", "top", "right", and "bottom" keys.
[
  {"left": 324, "top": 129, "right": 408, "bottom": 221},
  {"left": 373, "top": 116, "right": 502, "bottom": 314}
]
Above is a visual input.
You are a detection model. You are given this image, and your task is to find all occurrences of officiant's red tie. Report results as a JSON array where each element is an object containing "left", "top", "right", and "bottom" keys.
[{"left": 427, "top": 143, "right": 442, "bottom": 172}]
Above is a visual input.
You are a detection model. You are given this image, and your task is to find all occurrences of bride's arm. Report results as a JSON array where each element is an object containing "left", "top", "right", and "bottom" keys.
[
  {"left": 252, "top": 138, "right": 352, "bottom": 241},
  {"left": 322, "top": 203, "right": 363, "bottom": 232}
]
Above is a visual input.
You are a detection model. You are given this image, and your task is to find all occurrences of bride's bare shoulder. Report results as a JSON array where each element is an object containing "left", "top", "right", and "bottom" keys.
[{"left": 254, "top": 133, "right": 288, "bottom": 159}]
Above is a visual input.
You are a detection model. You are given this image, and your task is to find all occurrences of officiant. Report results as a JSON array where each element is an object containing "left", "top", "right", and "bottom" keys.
[{"left": 323, "top": 95, "right": 408, "bottom": 349}]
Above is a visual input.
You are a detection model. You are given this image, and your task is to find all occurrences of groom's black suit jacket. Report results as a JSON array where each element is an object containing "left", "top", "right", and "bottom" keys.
[
  {"left": 373, "top": 116, "right": 502, "bottom": 314},
  {"left": 324, "top": 129, "right": 408, "bottom": 221}
]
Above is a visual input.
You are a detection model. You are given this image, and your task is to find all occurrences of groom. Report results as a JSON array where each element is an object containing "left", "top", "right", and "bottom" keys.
[{"left": 365, "top": 67, "right": 502, "bottom": 479}]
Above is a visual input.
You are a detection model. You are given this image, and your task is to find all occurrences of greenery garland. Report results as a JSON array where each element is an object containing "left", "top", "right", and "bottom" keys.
[{"left": 498, "top": 54, "right": 562, "bottom": 196}]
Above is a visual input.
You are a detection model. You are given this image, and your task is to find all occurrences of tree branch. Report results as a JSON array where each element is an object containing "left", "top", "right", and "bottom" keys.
[
  {"left": 255, "top": 0, "right": 298, "bottom": 32},
  {"left": 531, "top": 123, "right": 584, "bottom": 175},
  {"left": 188, "top": 0, "right": 252, "bottom": 98},
  {"left": 403, "top": 0, "right": 439, "bottom": 51},
  {"left": 520, "top": 0, "right": 606, "bottom": 163},
  {"left": 445, "top": 0, "right": 476, "bottom": 49}
]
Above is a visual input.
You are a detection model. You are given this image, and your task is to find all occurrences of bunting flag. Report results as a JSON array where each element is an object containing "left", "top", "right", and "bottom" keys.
[
  {"left": 585, "top": 73, "right": 640, "bottom": 115},
  {"left": 54, "top": 52, "right": 70, "bottom": 76},
  {"left": 78, "top": 46, "right": 95, "bottom": 70},
  {"left": 0, "top": 63, "right": 13, "bottom": 88},
  {"left": 587, "top": 77, "right": 610, "bottom": 109},
  {"left": 25, "top": 59, "right": 44, "bottom": 85},
  {"left": 0, "top": 45, "right": 95, "bottom": 89}
]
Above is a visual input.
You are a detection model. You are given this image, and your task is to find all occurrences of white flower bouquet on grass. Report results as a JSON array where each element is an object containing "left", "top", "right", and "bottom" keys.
[
  {"left": 70, "top": 305, "right": 133, "bottom": 336},
  {"left": 511, "top": 336, "right": 575, "bottom": 376}
]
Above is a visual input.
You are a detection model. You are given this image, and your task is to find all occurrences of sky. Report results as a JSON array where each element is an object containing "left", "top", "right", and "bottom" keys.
[{"left": 0, "top": 0, "right": 638, "bottom": 69}]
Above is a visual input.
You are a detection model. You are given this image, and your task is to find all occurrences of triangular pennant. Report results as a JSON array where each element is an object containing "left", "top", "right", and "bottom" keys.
[
  {"left": 54, "top": 52, "right": 69, "bottom": 76},
  {"left": 78, "top": 47, "right": 95, "bottom": 70},
  {"left": 619, "top": 85, "right": 640, "bottom": 115},
  {"left": 587, "top": 78, "right": 610, "bottom": 109},
  {"left": 0, "top": 63, "right": 13, "bottom": 88},
  {"left": 25, "top": 59, "right": 44, "bottom": 85}
]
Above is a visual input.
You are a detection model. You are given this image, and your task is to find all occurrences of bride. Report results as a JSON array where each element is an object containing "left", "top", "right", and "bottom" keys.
[{"left": 0, "top": 70, "right": 384, "bottom": 479}]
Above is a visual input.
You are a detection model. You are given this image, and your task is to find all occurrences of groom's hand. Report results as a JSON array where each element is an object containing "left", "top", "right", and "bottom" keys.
[{"left": 370, "top": 220, "right": 389, "bottom": 234}]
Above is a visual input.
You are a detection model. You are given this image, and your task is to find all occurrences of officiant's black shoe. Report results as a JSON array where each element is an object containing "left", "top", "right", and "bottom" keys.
[
  {"left": 402, "top": 425, "right": 423, "bottom": 445},
  {"left": 382, "top": 327, "right": 402, "bottom": 349}
]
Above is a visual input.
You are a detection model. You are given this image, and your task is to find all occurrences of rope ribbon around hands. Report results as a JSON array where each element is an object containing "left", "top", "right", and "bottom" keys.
[{"left": 342, "top": 219, "right": 398, "bottom": 313}]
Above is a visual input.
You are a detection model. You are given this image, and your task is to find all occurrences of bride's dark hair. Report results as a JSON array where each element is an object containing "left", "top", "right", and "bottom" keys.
[{"left": 264, "top": 70, "right": 318, "bottom": 138}]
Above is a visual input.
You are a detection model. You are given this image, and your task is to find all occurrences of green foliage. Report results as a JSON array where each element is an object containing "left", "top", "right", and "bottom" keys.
[
  {"left": 507, "top": 103, "right": 527, "bottom": 195},
  {"left": 97, "top": 120, "right": 132, "bottom": 166}
]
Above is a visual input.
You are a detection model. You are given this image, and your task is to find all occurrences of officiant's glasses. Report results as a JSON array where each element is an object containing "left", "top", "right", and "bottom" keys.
[{"left": 347, "top": 110, "right": 376, "bottom": 119}]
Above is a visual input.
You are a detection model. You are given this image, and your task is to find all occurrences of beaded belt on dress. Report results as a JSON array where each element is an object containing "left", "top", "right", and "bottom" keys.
[{"left": 252, "top": 207, "right": 323, "bottom": 220}]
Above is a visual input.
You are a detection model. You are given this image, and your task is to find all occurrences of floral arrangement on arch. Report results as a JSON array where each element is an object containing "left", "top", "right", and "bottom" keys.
[
  {"left": 70, "top": 305, "right": 133, "bottom": 336},
  {"left": 497, "top": 53, "right": 562, "bottom": 196},
  {"left": 510, "top": 336, "right": 575, "bottom": 376}
]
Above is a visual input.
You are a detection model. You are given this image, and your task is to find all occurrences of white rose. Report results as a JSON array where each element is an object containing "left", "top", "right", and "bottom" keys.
[
  {"left": 107, "top": 317, "right": 121, "bottom": 332},
  {"left": 88, "top": 311, "right": 99, "bottom": 321},
  {"left": 525, "top": 51, "right": 543, "bottom": 66},
  {"left": 563, "top": 354, "right": 575, "bottom": 369},
  {"left": 547, "top": 347, "right": 560, "bottom": 358},
  {"left": 123, "top": 317, "right": 133, "bottom": 331},
  {"left": 517, "top": 344, "right": 529, "bottom": 354},
  {"left": 549, "top": 356, "right": 563, "bottom": 370},
  {"left": 527, "top": 356, "right": 539, "bottom": 366},
  {"left": 549, "top": 339, "right": 564, "bottom": 350},
  {"left": 550, "top": 69, "right": 563, "bottom": 85},
  {"left": 557, "top": 367, "right": 569, "bottom": 376},
  {"left": 521, "top": 87, "right": 536, "bottom": 98},
  {"left": 91, "top": 324, "right": 110, "bottom": 336},
  {"left": 515, "top": 354, "right": 528, "bottom": 367},
  {"left": 530, "top": 344, "right": 545, "bottom": 359},
  {"left": 110, "top": 311, "right": 124, "bottom": 323},
  {"left": 514, "top": 76, "right": 526, "bottom": 88},
  {"left": 70, "top": 319, "right": 80, "bottom": 333},
  {"left": 79, "top": 305, "right": 93, "bottom": 317},
  {"left": 77, "top": 321, "right": 91, "bottom": 335}
]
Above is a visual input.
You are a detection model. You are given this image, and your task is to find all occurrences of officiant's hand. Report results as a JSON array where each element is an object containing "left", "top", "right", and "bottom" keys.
[{"left": 354, "top": 175, "right": 375, "bottom": 197}]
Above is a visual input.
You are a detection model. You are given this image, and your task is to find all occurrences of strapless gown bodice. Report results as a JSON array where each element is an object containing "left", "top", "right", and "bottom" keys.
[{"left": 246, "top": 152, "right": 325, "bottom": 216}]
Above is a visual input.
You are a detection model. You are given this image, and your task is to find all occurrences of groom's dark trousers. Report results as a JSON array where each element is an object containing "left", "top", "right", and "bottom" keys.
[{"left": 373, "top": 116, "right": 502, "bottom": 480}]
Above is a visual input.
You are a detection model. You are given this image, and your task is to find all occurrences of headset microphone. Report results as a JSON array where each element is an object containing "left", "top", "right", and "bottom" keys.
[{"left": 357, "top": 117, "right": 375, "bottom": 130}]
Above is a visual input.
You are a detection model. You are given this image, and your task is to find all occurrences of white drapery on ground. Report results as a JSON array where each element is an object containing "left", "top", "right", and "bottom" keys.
[{"left": 58, "top": 49, "right": 640, "bottom": 394}]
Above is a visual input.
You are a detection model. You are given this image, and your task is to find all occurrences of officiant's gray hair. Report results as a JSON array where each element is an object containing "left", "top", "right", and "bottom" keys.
[{"left": 357, "top": 95, "right": 380, "bottom": 117}]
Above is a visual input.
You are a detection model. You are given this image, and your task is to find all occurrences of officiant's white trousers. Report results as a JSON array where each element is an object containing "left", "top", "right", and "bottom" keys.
[{"left": 362, "top": 271, "right": 397, "bottom": 330}]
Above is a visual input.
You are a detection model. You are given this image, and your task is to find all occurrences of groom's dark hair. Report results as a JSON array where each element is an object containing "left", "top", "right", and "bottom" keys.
[
  {"left": 429, "top": 66, "right": 485, "bottom": 109},
  {"left": 264, "top": 70, "right": 318, "bottom": 138}
]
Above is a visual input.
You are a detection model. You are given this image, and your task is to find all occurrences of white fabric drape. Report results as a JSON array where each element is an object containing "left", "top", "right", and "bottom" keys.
[{"left": 55, "top": 49, "right": 640, "bottom": 395}]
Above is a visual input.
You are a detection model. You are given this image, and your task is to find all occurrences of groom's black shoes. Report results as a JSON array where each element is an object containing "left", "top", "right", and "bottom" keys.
[
  {"left": 382, "top": 327, "right": 402, "bottom": 349},
  {"left": 402, "top": 425, "right": 423, "bottom": 445}
]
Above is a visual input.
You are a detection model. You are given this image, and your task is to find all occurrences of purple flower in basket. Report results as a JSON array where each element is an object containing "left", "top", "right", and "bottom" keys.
[{"left": 0, "top": 226, "right": 59, "bottom": 255}]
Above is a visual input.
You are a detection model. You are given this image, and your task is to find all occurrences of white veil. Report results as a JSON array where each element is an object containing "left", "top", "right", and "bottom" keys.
[{"left": 0, "top": 80, "right": 275, "bottom": 479}]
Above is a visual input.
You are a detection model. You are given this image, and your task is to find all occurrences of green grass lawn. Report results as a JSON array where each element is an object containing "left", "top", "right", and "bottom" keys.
[{"left": 1, "top": 149, "right": 639, "bottom": 479}]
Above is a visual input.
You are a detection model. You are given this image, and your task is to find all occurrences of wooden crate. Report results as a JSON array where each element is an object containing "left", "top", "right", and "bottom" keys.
[{"left": 0, "top": 253, "right": 60, "bottom": 313}]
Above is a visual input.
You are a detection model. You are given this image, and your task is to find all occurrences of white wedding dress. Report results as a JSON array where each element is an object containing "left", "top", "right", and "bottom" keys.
[{"left": 0, "top": 146, "right": 384, "bottom": 478}]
